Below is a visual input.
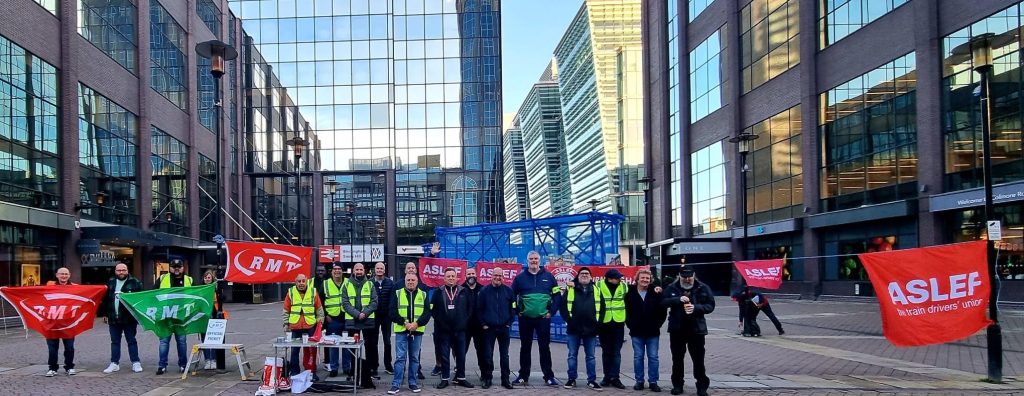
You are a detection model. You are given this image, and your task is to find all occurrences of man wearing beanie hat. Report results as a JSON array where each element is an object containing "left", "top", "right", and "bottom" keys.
[
  {"left": 595, "top": 268, "right": 627, "bottom": 389},
  {"left": 661, "top": 265, "right": 714, "bottom": 396}
]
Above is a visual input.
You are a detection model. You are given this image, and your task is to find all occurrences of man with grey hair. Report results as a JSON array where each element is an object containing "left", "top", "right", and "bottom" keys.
[{"left": 510, "top": 251, "right": 560, "bottom": 387}]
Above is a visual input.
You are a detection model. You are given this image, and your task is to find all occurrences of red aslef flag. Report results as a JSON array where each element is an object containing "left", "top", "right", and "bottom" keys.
[
  {"left": 225, "top": 241, "right": 313, "bottom": 284},
  {"left": 585, "top": 265, "right": 651, "bottom": 285},
  {"left": 475, "top": 261, "right": 522, "bottom": 287},
  {"left": 735, "top": 259, "right": 785, "bottom": 290},
  {"left": 418, "top": 257, "right": 468, "bottom": 288},
  {"left": 858, "top": 241, "right": 992, "bottom": 347},
  {"left": 0, "top": 285, "right": 107, "bottom": 339}
]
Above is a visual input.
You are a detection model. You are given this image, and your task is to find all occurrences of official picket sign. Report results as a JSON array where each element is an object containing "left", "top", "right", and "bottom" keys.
[{"left": 204, "top": 319, "right": 228, "bottom": 344}]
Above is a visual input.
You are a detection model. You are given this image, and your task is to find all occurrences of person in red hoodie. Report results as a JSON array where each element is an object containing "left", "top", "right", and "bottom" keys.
[{"left": 44, "top": 267, "right": 76, "bottom": 377}]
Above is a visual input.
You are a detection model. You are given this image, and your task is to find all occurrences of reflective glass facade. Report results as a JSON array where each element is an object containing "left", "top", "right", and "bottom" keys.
[
  {"left": 502, "top": 123, "right": 529, "bottom": 222},
  {"left": 820, "top": 53, "right": 917, "bottom": 211},
  {"left": 151, "top": 127, "right": 188, "bottom": 236},
  {"left": 741, "top": 0, "right": 799, "bottom": 93},
  {"left": 323, "top": 174, "right": 386, "bottom": 246},
  {"left": 150, "top": 1, "right": 188, "bottom": 110},
  {"left": 78, "top": 0, "right": 137, "bottom": 73},
  {"left": 520, "top": 70, "right": 570, "bottom": 218},
  {"left": 691, "top": 141, "right": 727, "bottom": 235},
  {"left": 819, "top": 0, "right": 907, "bottom": 48},
  {"left": 199, "top": 154, "right": 217, "bottom": 240},
  {"left": 689, "top": 0, "right": 712, "bottom": 22},
  {"left": 34, "top": 0, "right": 57, "bottom": 15},
  {"left": 744, "top": 105, "right": 803, "bottom": 224},
  {"left": 78, "top": 83, "right": 138, "bottom": 226},
  {"left": 198, "top": 0, "right": 222, "bottom": 37},
  {"left": 231, "top": 0, "right": 501, "bottom": 244},
  {"left": 942, "top": 4, "right": 1024, "bottom": 190},
  {"left": 667, "top": 0, "right": 682, "bottom": 227},
  {"left": 689, "top": 30, "right": 722, "bottom": 122},
  {"left": 0, "top": 35, "right": 61, "bottom": 210}
]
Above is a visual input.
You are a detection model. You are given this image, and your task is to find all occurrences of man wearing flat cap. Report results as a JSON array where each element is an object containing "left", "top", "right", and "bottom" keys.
[{"left": 661, "top": 266, "right": 714, "bottom": 396}]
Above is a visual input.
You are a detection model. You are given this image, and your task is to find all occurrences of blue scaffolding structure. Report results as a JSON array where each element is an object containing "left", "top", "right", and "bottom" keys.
[{"left": 434, "top": 212, "right": 625, "bottom": 264}]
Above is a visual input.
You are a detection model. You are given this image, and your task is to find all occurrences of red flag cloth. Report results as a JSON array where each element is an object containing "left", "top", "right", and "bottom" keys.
[
  {"left": 225, "top": 241, "right": 313, "bottom": 284},
  {"left": 475, "top": 262, "right": 522, "bottom": 287},
  {"left": 734, "top": 259, "right": 785, "bottom": 290},
  {"left": 418, "top": 257, "right": 468, "bottom": 288},
  {"left": 0, "top": 285, "right": 106, "bottom": 339},
  {"left": 587, "top": 265, "right": 650, "bottom": 285},
  {"left": 858, "top": 241, "right": 992, "bottom": 347}
]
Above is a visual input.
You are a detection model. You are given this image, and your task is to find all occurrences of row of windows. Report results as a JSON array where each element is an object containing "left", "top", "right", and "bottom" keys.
[
  {"left": 744, "top": 105, "right": 803, "bottom": 224},
  {"left": 820, "top": 0, "right": 907, "bottom": 48},
  {"left": 668, "top": 0, "right": 683, "bottom": 227},
  {"left": 252, "top": 39, "right": 463, "bottom": 64},
  {"left": 741, "top": 0, "right": 800, "bottom": 93},
  {"left": 198, "top": 154, "right": 218, "bottom": 240},
  {"left": 151, "top": 127, "right": 188, "bottom": 236},
  {"left": 150, "top": 2, "right": 189, "bottom": 111},
  {"left": 78, "top": 0, "right": 138, "bottom": 73},
  {"left": 78, "top": 84, "right": 138, "bottom": 226},
  {"left": 689, "top": 30, "right": 723, "bottom": 122},
  {"left": 691, "top": 141, "right": 727, "bottom": 235}
]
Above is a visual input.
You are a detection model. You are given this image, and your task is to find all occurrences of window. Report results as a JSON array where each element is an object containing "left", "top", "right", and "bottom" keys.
[
  {"left": 820, "top": 0, "right": 907, "bottom": 48},
  {"left": 78, "top": 0, "right": 138, "bottom": 72},
  {"left": 689, "top": 0, "right": 713, "bottom": 22},
  {"left": 820, "top": 53, "right": 917, "bottom": 211},
  {"left": 668, "top": 0, "right": 682, "bottom": 226},
  {"left": 741, "top": 0, "right": 799, "bottom": 93},
  {"left": 691, "top": 141, "right": 728, "bottom": 235},
  {"left": 198, "top": 57, "right": 218, "bottom": 132},
  {"left": 151, "top": 127, "right": 188, "bottom": 236},
  {"left": 0, "top": 35, "right": 61, "bottom": 210},
  {"left": 34, "top": 0, "right": 58, "bottom": 16},
  {"left": 78, "top": 84, "right": 138, "bottom": 226},
  {"left": 745, "top": 105, "right": 803, "bottom": 224},
  {"left": 942, "top": 3, "right": 1024, "bottom": 191},
  {"left": 150, "top": 2, "right": 188, "bottom": 110},
  {"left": 199, "top": 154, "right": 218, "bottom": 240},
  {"left": 689, "top": 30, "right": 723, "bottom": 122},
  {"left": 198, "top": 0, "right": 222, "bottom": 37}
]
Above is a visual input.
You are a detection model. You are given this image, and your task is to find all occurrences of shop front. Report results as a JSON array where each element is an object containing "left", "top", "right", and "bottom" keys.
[{"left": 662, "top": 238, "right": 734, "bottom": 295}]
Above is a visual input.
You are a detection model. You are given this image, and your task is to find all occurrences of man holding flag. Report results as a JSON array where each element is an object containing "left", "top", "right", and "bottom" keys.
[
  {"left": 43, "top": 267, "right": 78, "bottom": 377},
  {"left": 100, "top": 263, "right": 144, "bottom": 374},
  {"left": 283, "top": 274, "right": 324, "bottom": 379},
  {"left": 156, "top": 259, "right": 192, "bottom": 375}
]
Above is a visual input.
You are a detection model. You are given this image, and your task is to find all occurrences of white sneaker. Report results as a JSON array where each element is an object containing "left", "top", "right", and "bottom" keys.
[
  {"left": 205, "top": 361, "right": 215, "bottom": 370},
  {"left": 102, "top": 363, "right": 119, "bottom": 373},
  {"left": 132, "top": 362, "right": 143, "bottom": 373},
  {"left": 66, "top": 368, "right": 77, "bottom": 375},
  {"left": 45, "top": 370, "right": 57, "bottom": 377}
]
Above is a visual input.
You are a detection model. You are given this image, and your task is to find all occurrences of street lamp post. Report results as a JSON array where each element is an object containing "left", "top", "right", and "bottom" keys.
[
  {"left": 968, "top": 33, "right": 1004, "bottom": 383},
  {"left": 324, "top": 179, "right": 339, "bottom": 269},
  {"left": 729, "top": 132, "right": 759, "bottom": 262},
  {"left": 588, "top": 199, "right": 600, "bottom": 212},
  {"left": 286, "top": 135, "right": 307, "bottom": 246},
  {"left": 638, "top": 176, "right": 654, "bottom": 267},
  {"left": 195, "top": 40, "right": 237, "bottom": 254}
]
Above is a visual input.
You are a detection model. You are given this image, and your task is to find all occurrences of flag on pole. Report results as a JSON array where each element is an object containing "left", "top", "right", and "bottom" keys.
[
  {"left": 0, "top": 285, "right": 107, "bottom": 339},
  {"left": 118, "top": 284, "right": 216, "bottom": 338}
]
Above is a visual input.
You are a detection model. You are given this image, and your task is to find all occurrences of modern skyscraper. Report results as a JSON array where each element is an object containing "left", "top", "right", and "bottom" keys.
[
  {"left": 519, "top": 59, "right": 572, "bottom": 219},
  {"left": 502, "top": 116, "right": 530, "bottom": 221},
  {"left": 229, "top": 0, "right": 503, "bottom": 262}
]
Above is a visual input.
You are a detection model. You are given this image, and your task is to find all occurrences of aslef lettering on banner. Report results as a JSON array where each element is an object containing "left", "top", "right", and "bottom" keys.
[{"left": 203, "top": 319, "right": 227, "bottom": 344}]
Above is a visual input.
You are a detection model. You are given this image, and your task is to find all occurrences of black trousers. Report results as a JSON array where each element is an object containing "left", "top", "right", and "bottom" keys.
[
  {"left": 435, "top": 330, "right": 466, "bottom": 380},
  {"left": 669, "top": 332, "right": 709, "bottom": 392},
  {"left": 465, "top": 326, "right": 485, "bottom": 374},
  {"left": 517, "top": 316, "right": 554, "bottom": 381},
  {"left": 374, "top": 314, "right": 393, "bottom": 371},
  {"left": 743, "top": 307, "right": 761, "bottom": 336},
  {"left": 597, "top": 322, "right": 625, "bottom": 381},
  {"left": 353, "top": 326, "right": 380, "bottom": 375},
  {"left": 761, "top": 305, "right": 784, "bottom": 333},
  {"left": 46, "top": 338, "right": 75, "bottom": 371},
  {"left": 480, "top": 326, "right": 511, "bottom": 381}
]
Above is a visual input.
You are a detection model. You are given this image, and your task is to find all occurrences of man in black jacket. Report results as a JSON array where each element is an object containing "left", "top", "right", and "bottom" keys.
[
  {"left": 461, "top": 267, "right": 485, "bottom": 379},
  {"left": 661, "top": 266, "right": 715, "bottom": 396},
  {"left": 99, "top": 263, "right": 144, "bottom": 374},
  {"left": 429, "top": 267, "right": 474, "bottom": 389},
  {"left": 476, "top": 268, "right": 516, "bottom": 389},
  {"left": 372, "top": 262, "right": 395, "bottom": 375},
  {"left": 625, "top": 269, "right": 667, "bottom": 392},
  {"left": 557, "top": 267, "right": 603, "bottom": 390}
]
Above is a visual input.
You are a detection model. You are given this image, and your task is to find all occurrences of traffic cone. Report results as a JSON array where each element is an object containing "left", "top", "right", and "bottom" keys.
[{"left": 255, "top": 357, "right": 283, "bottom": 396}]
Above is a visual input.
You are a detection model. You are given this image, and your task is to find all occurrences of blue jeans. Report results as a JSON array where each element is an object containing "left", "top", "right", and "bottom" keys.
[
  {"left": 392, "top": 332, "right": 422, "bottom": 388},
  {"left": 327, "top": 318, "right": 344, "bottom": 371},
  {"left": 631, "top": 336, "right": 660, "bottom": 384},
  {"left": 46, "top": 338, "right": 74, "bottom": 371},
  {"left": 566, "top": 334, "right": 597, "bottom": 382},
  {"left": 159, "top": 333, "right": 188, "bottom": 369},
  {"left": 108, "top": 322, "right": 140, "bottom": 364}
]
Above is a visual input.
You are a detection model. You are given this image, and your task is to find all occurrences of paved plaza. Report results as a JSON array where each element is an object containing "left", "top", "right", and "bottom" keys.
[{"left": 1, "top": 297, "right": 1022, "bottom": 395}]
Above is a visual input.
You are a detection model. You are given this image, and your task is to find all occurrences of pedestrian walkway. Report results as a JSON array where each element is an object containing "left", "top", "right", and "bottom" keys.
[{"left": 0, "top": 298, "right": 1020, "bottom": 395}]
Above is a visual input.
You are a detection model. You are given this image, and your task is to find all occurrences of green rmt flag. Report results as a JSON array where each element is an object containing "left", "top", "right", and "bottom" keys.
[{"left": 118, "top": 284, "right": 215, "bottom": 338}]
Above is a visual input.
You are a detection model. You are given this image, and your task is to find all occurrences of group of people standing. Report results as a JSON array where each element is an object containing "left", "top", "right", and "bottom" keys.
[
  {"left": 41, "top": 260, "right": 225, "bottom": 378},
  {"left": 282, "top": 250, "right": 718, "bottom": 396}
]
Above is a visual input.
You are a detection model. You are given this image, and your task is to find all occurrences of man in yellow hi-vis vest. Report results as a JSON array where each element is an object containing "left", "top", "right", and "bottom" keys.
[
  {"left": 596, "top": 269, "right": 627, "bottom": 389},
  {"left": 323, "top": 264, "right": 347, "bottom": 377},
  {"left": 341, "top": 262, "right": 378, "bottom": 388},
  {"left": 388, "top": 273, "right": 431, "bottom": 394},
  {"left": 156, "top": 260, "right": 192, "bottom": 375},
  {"left": 283, "top": 274, "right": 324, "bottom": 380}
]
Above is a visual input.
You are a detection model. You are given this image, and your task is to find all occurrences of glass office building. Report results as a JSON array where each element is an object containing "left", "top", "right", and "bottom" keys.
[{"left": 230, "top": 0, "right": 502, "bottom": 257}]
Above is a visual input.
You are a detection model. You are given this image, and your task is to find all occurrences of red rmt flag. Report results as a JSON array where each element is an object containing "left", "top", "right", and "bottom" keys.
[
  {"left": 858, "top": 241, "right": 992, "bottom": 347},
  {"left": 734, "top": 259, "right": 785, "bottom": 290},
  {"left": 225, "top": 241, "right": 313, "bottom": 284},
  {"left": 0, "top": 285, "right": 107, "bottom": 339}
]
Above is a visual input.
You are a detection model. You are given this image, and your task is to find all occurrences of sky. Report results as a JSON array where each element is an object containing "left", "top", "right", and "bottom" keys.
[{"left": 501, "top": 0, "right": 585, "bottom": 117}]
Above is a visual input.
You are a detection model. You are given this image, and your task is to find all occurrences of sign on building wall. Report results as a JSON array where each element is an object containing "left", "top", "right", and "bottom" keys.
[{"left": 319, "top": 244, "right": 386, "bottom": 263}]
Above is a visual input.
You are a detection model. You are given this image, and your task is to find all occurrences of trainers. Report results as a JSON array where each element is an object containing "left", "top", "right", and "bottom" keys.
[
  {"left": 388, "top": 386, "right": 400, "bottom": 395},
  {"left": 634, "top": 383, "right": 645, "bottom": 391},
  {"left": 45, "top": 370, "right": 57, "bottom": 377},
  {"left": 650, "top": 383, "right": 662, "bottom": 392},
  {"left": 131, "top": 362, "right": 143, "bottom": 373},
  {"left": 103, "top": 363, "right": 120, "bottom": 373},
  {"left": 546, "top": 378, "right": 560, "bottom": 387},
  {"left": 512, "top": 377, "right": 527, "bottom": 386},
  {"left": 66, "top": 368, "right": 77, "bottom": 376},
  {"left": 587, "top": 381, "right": 603, "bottom": 391},
  {"left": 179, "top": 366, "right": 186, "bottom": 374},
  {"left": 430, "top": 367, "right": 441, "bottom": 376},
  {"left": 384, "top": 367, "right": 394, "bottom": 375},
  {"left": 416, "top": 370, "right": 425, "bottom": 380},
  {"left": 156, "top": 367, "right": 166, "bottom": 375},
  {"left": 610, "top": 379, "right": 626, "bottom": 389},
  {"left": 409, "top": 385, "right": 421, "bottom": 393},
  {"left": 564, "top": 379, "right": 577, "bottom": 389}
]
